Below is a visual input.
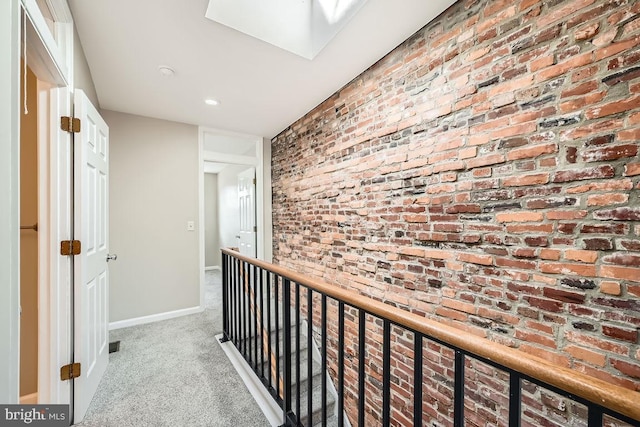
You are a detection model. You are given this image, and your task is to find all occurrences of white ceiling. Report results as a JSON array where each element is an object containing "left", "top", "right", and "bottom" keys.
[
  {"left": 68, "top": 0, "right": 455, "bottom": 139},
  {"left": 203, "top": 133, "right": 257, "bottom": 156},
  {"left": 203, "top": 162, "right": 228, "bottom": 174}
]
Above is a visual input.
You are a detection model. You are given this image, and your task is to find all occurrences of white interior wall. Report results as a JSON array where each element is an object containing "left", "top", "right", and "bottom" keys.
[
  {"left": 218, "top": 164, "right": 252, "bottom": 251},
  {"left": 103, "top": 110, "right": 201, "bottom": 323},
  {"left": 204, "top": 173, "right": 220, "bottom": 267},
  {"left": 72, "top": 25, "right": 98, "bottom": 106}
]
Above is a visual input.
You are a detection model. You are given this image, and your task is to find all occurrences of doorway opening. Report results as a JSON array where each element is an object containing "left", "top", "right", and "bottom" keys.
[
  {"left": 19, "top": 62, "right": 39, "bottom": 405},
  {"left": 204, "top": 162, "right": 256, "bottom": 270},
  {"left": 198, "top": 127, "right": 272, "bottom": 310}
]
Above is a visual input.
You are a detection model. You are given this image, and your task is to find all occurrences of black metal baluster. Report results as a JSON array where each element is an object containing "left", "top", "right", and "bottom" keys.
[
  {"left": 237, "top": 260, "right": 244, "bottom": 354},
  {"left": 233, "top": 259, "right": 239, "bottom": 347},
  {"left": 338, "top": 302, "right": 345, "bottom": 427},
  {"left": 245, "top": 262, "right": 251, "bottom": 361},
  {"left": 241, "top": 261, "right": 247, "bottom": 358},
  {"left": 454, "top": 350, "right": 465, "bottom": 427},
  {"left": 588, "top": 406, "right": 603, "bottom": 427},
  {"left": 414, "top": 334, "right": 423, "bottom": 427},
  {"left": 275, "top": 276, "right": 281, "bottom": 398},
  {"left": 295, "top": 282, "right": 301, "bottom": 422},
  {"left": 509, "top": 372, "right": 521, "bottom": 427},
  {"left": 283, "top": 278, "right": 293, "bottom": 424},
  {"left": 307, "top": 288, "right": 313, "bottom": 425},
  {"left": 358, "top": 310, "right": 365, "bottom": 427},
  {"left": 267, "top": 272, "right": 273, "bottom": 390},
  {"left": 246, "top": 262, "right": 252, "bottom": 361},
  {"left": 221, "top": 254, "right": 228, "bottom": 341},
  {"left": 321, "top": 295, "right": 327, "bottom": 427},
  {"left": 382, "top": 320, "right": 391, "bottom": 426},
  {"left": 259, "top": 267, "right": 265, "bottom": 380},
  {"left": 214, "top": 254, "right": 640, "bottom": 427},
  {"left": 253, "top": 265, "right": 258, "bottom": 370}
]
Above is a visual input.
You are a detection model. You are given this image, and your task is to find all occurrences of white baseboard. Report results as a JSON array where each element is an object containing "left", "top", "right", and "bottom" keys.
[
  {"left": 109, "top": 306, "right": 203, "bottom": 331},
  {"left": 216, "top": 334, "right": 282, "bottom": 427},
  {"left": 20, "top": 393, "right": 38, "bottom": 404},
  {"left": 205, "top": 265, "right": 221, "bottom": 271}
]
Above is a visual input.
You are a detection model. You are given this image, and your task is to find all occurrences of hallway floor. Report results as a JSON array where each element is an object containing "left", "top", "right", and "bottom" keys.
[{"left": 77, "top": 270, "right": 269, "bottom": 427}]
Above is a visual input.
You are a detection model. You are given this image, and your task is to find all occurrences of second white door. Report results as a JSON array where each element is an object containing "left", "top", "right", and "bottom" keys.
[{"left": 238, "top": 167, "right": 256, "bottom": 257}]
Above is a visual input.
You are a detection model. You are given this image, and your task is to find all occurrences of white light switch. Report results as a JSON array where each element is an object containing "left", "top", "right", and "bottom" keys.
[{"left": 187, "top": 221, "right": 195, "bottom": 231}]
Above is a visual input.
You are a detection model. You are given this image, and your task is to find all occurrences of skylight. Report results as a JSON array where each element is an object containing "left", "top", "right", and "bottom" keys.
[{"left": 205, "top": 0, "right": 368, "bottom": 60}]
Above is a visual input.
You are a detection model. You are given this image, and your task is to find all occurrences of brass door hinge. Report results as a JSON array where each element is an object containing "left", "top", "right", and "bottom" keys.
[
  {"left": 61, "top": 116, "right": 81, "bottom": 133},
  {"left": 60, "top": 240, "right": 81, "bottom": 256},
  {"left": 60, "top": 363, "right": 81, "bottom": 381}
]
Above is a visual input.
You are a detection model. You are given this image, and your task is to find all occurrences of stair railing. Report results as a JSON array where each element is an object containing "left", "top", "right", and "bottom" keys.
[{"left": 221, "top": 248, "right": 640, "bottom": 427}]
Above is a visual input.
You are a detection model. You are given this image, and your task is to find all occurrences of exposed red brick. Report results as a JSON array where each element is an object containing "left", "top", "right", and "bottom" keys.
[
  {"left": 495, "top": 211, "right": 543, "bottom": 222},
  {"left": 540, "top": 262, "right": 597, "bottom": 277},
  {"left": 586, "top": 193, "right": 629, "bottom": 206},
  {"left": 506, "top": 142, "right": 557, "bottom": 161},
  {"left": 515, "top": 329, "right": 556, "bottom": 349},
  {"left": 552, "top": 165, "right": 615, "bottom": 183},
  {"left": 564, "top": 249, "right": 598, "bottom": 263},
  {"left": 574, "top": 22, "right": 600, "bottom": 41},
  {"left": 581, "top": 144, "right": 638, "bottom": 162},
  {"left": 594, "top": 35, "right": 640, "bottom": 61},
  {"left": 545, "top": 210, "right": 587, "bottom": 220},
  {"left": 611, "top": 359, "right": 640, "bottom": 380},
  {"left": 600, "top": 281, "right": 621, "bottom": 296},
  {"left": 540, "top": 249, "right": 561, "bottom": 260},
  {"left": 599, "top": 265, "right": 640, "bottom": 282},
  {"left": 585, "top": 95, "right": 640, "bottom": 119},
  {"left": 503, "top": 173, "right": 549, "bottom": 187},
  {"left": 518, "top": 344, "right": 570, "bottom": 367},
  {"left": 593, "top": 207, "right": 640, "bottom": 221},
  {"left": 271, "top": 0, "right": 640, "bottom": 418},
  {"left": 565, "top": 345, "right": 606, "bottom": 367},
  {"left": 602, "top": 325, "right": 638, "bottom": 343},
  {"left": 565, "top": 331, "right": 630, "bottom": 356},
  {"left": 458, "top": 252, "right": 493, "bottom": 266},
  {"left": 544, "top": 288, "right": 586, "bottom": 306},
  {"left": 622, "top": 163, "right": 640, "bottom": 179},
  {"left": 602, "top": 253, "right": 640, "bottom": 267}
]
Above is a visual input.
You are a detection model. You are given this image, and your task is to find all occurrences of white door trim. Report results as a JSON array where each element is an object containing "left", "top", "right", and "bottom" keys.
[
  {"left": 20, "top": 0, "right": 74, "bottom": 87},
  {"left": 37, "top": 85, "right": 72, "bottom": 405},
  {"left": 23, "top": 0, "right": 74, "bottom": 405},
  {"left": 1, "top": 0, "right": 74, "bottom": 404}
]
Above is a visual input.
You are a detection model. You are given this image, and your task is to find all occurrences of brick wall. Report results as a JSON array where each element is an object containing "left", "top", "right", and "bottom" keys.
[{"left": 272, "top": 0, "right": 640, "bottom": 424}]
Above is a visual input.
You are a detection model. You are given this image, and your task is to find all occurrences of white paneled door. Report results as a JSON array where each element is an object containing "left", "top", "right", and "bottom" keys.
[
  {"left": 73, "top": 90, "right": 110, "bottom": 422},
  {"left": 238, "top": 167, "right": 256, "bottom": 257}
]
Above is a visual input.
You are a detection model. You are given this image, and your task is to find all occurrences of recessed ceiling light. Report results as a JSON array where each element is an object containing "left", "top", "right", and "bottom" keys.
[
  {"left": 158, "top": 65, "right": 175, "bottom": 77},
  {"left": 204, "top": 98, "right": 220, "bottom": 106}
]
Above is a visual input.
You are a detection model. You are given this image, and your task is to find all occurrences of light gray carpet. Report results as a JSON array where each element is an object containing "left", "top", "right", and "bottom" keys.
[{"left": 78, "top": 270, "right": 269, "bottom": 427}]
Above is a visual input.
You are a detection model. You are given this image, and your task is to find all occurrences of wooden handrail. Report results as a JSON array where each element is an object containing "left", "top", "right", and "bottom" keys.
[{"left": 223, "top": 248, "right": 640, "bottom": 422}]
